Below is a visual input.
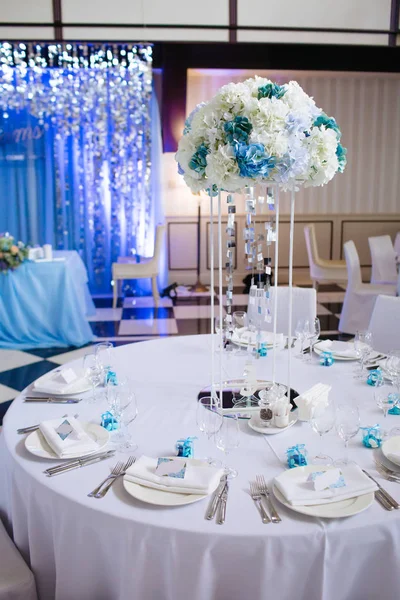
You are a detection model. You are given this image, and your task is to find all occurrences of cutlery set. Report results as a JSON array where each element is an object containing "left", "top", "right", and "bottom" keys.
[
  {"left": 250, "top": 475, "right": 282, "bottom": 523},
  {"left": 87, "top": 456, "right": 136, "bottom": 498},
  {"left": 44, "top": 450, "right": 116, "bottom": 477},
  {"left": 205, "top": 475, "right": 229, "bottom": 524},
  {"left": 24, "top": 396, "right": 82, "bottom": 403},
  {"left": 363, "top": 469, "right": 400, "bottom": 511}
]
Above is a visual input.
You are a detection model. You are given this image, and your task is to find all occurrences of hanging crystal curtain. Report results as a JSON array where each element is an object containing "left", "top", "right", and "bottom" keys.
[{"left": 0, "top": 42, "right": 153, "bottom": 292}]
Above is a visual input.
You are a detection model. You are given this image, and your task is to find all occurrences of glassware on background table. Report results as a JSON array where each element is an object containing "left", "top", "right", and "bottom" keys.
[
  {"left": 215, "top": 316, "right": 228, "bottom": 351},
  {"left": 215, "top": 413, "right": 240, "bottom": 478},
  {"left": 110, "top": 380, "right": 138, "bottom": 452},
  {"left": 375, "top": 384, "right": 399, "bottom": 419},
  {"left": 232, "top": 311, "right": 249, "bottom": 356},
  {"left": 95, "top": 342, "right": 114, "bottom": 381},
  {"left": 385, "top": 352, "right": 400, "bottom": 393},
  {"left": 196, "top": 396, "right": 222, "bottom": 465},
  {"left": 306, "top": 318, "right": 321, "bottom": 363},
  {"left": 294, "top": 319, "right": 309, "bottom": 359},
  {"left": 334, "top": 404, "right": 360, "bottom": 466},
  {"left": 310, "top": 398, "right": 336, "bottom": 465},
  {"left": 83, "top": 353, "right": 102, "bottom": 404},
  {"left": 353, "top": 330, "right": 373, "bottom": 380}
]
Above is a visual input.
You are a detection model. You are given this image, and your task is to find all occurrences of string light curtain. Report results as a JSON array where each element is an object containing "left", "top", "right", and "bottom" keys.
[{"left": 0, "top": 42, "right": 154, "bottom": 292}]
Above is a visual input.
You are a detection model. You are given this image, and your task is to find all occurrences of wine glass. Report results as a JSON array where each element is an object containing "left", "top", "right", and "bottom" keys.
[
  {"left": 215, "top": 316, "right": 227, "bottom": 351},
  {"left": 310, "top": 399, "right": 336, "bottom": 465},
  {"left": 385, "top": 352, "right": 400, "bottom": 393},
  {"left": 353, "top": 330, "right": 373, "bottom": 380},
  {"left": 306, "top": 318, "right": 321, "bottom": 362},
  {"left": 294, "top": 319, "right": 309, "bottom": 359},
  {"left": 111, "top": 381, "right": 138, "bottom": 452},
  {"left": 375, "top": 384, "right": 399, "bottom": 419},
  {"left": 83, "top": 353, "right": 102, "bottom": 404},
  {"left": 334, "top": 404, "right": 360, "bottom": 466},
  {"left": 232, "top": 311, "right": 249, "bottom": 356},
  {"left": 215, "top": 413, "right": 240, "bottom": 478},
  {"left": 95, "top": 342, "right": 114, "bottom": 381},
  {"left": 196, "top": 396, "right": 222, "bottom": 464}
]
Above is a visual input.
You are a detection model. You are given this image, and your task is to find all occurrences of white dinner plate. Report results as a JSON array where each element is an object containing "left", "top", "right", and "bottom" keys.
[
  {"left": 25, "top": 423, "right": 110, "bottom": 460},
  {"left": 248, "top": 410, "right": 298, "bottom": 435},
  {"left": 273, "top": 485, "right": 374, "bottom": 518},
  {"left": 231, "top": 329, "right": 282, "bottom": 348},
  {"left": 382, "top": 436, "right": 400, "bottom": 467},
  {"left": 313, "top": 341, "right": 381, "bottom": 362},
  {"left": 122, "top": 459, "right": 219, "bottom": 506},
  {"left": 33, "top": 369, "right": 92, "bottom": 395}
]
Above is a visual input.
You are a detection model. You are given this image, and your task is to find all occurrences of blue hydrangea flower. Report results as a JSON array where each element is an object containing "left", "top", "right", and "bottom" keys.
[
  {"left": 206, "top": 184, "right": 219, "bottom": 197},
  {"left": 189, "top": 144, "right": 209, "bottom": 175},
  {"left": 314, "top": 113, "right": 341, "bottom": 138},
  {"left": 224, "top": 116, "right": 253, "bottom": 144},
  {"left": 336, "top": 143, "right": 347, "bottom": 173},
  {"left": 177, "top": 163, "right": 185, "bottom": 175},
  {"left": 235, "top": 143, "right": 276, "bottom": 178},
  {"left": 258, "top": 83, "right": 286, "bottom": 100}
]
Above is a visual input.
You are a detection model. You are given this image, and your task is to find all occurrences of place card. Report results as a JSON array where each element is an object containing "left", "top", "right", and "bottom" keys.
[
  {"left": 156, "top": 457, "right": 186, "bottom": 479},
  {"left": 59, "top": 368, "right": 78, "bottom": 384}
]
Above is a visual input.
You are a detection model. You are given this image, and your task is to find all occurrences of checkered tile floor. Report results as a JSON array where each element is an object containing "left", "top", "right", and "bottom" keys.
[{"left": 0, "top": 284, "right": 349, "bottom": 424}]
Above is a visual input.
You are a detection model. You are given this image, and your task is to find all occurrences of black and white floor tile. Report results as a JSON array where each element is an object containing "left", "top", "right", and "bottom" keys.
[{"left": 0, "top": 283, "right": 349, "bottom": 424}]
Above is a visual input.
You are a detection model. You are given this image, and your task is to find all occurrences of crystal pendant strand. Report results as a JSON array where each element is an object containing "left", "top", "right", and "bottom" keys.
[{"left": 226, "top": 193, "right": 236, "bottom": 345}]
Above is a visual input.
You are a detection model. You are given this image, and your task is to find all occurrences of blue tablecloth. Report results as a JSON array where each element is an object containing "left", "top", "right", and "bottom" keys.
[{"left": 0, "top": 250, "right": 95, "bottom": 349}]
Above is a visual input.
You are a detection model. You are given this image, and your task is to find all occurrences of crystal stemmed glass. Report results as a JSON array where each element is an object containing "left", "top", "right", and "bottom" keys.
[
  {"left": 310, "top": 399, "right": 336, "bottom": 465},
  {"left": 215, "top": 316, "right": 227, "bottom": 351},
  {"left": 353, "top": 330, "right": 373, "bottom": 380},
  {"left": 306, "top": 318, "right": 321, "bottom": 362},
  {"left": 232, "top": 311, "right": 249, "bottom": 356},
  {"left": 196, "top": 396, "right": 222, "bottom": 464},
  {"left": 334, "top": 404, "right": 361, "bottom": 466},
  {"left": 375, "top": 384, "right": 399, "bottom": 419},
  {"left": 215, "top": 413, "right": 240, "bottom": 478},
  {"left": 95, "top": 342, "right": 114, "bottom": 382},
  {"left": 111, "top": 383, "right": 138, "bottom": 452},
  {"left": 295, "top": 319, "right": 309, "bottom": 359},
  {"left": 83, "top": 353, "right": 102, "bottom": 404},
  {"left": 385, "top": 352, "right": 400, "bottom": 394}
]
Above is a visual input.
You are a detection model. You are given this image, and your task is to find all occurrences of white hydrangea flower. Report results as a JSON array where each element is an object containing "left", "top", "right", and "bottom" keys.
[{"left": 304, "top": 127, "right": 339, "bottom": 187}]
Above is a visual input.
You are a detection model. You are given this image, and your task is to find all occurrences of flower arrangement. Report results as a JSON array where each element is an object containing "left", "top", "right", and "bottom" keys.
[
  {"left": 175, "top": 77, "right": 347, "bottom": 194},
  {"left": 0, "top": 233, "right": 29, "bottom": 273}
]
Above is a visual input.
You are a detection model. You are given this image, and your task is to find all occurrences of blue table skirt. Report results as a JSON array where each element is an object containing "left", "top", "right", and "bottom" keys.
[{"left": 0, "top": 251, "right": 95, "bottom": 349}]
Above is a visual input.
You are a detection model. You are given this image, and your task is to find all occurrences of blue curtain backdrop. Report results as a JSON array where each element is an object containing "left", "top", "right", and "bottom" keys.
[{"left": 0, "top": 90, "right": 166, "bottom": 295}]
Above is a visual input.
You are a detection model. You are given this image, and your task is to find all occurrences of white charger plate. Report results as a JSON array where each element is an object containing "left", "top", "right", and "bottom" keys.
[
  {"left": 123, "top": 459, "right": 219, "bottom": 506},
  {"left": 382, "top": 436, "right": 400, "bottom": 467},
  {"left": 313, "top": 341, "right": 381, "bottom": 362},
  {"left": 248, "top": 410, "right": 298, "bottom": 435},
  {"left": 33, "top": 368, "right": 92, "bottom": 396},
  {"left": 25, "top": 423, "right": 109, "bottom": 460},
  {"left": 273, "top": 485, "right": 374, "bottom": 518}
]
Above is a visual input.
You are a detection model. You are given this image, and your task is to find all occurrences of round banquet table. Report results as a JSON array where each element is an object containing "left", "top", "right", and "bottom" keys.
[{"left": 1, "top": 335, "right": 400, "bottom": 600}]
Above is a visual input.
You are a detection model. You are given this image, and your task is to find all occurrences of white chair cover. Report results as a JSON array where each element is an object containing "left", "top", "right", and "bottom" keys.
[
  {"left": 369, "top": 235, "right": 397, "bottom": 285},
  {"left": 339, "top": 241, "right": 396, "bottom": 335},
  {"left": 0, "top": 519, "right": 37, "bottom": 600},
  {"left": 304, "top": 224, "right": 347, "bottom": 287},
  {"left": 394, "top": 232, "right": 400, "bottom": 258},
  {"left": 368, "top": 295, "right": 400, "bottom": 354},
  {"left": 247, "top": 286, "right": 316, "bottom": 337}
]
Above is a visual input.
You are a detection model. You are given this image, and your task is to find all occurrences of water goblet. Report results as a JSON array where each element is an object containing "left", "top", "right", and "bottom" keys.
[
  {"left": 294, "top": 319, "right": 309, "bottom": 359},
  {"left": 306, "top": 317, "right": 321, "bottom": 362},
  {"left": 375, "top": 384, "right": 399, "bottom": 419},
  {"left": 353, "top": 330, "right": 373, "bottom": 380},
  {"left": 215, "top": 413, "right": 240, "bottom": 478},
  {"left": 385, "top": 352, "right": 400, "bottom": 394},
  {"left": 95, "top": 342, "right": 114, "bottom": 381},
  {"left": 83, "top": 353, "right": 102, "bottom": 404},
  {"left": 111, "top": 381, "right": 138, "bottom": 452},
  {"left": 334, "top": 404, "right": 360, "bottom": 466},
  {"left": 310, "top": 399, "right": 336, "bottom": 465},
  {"left": 196, "top": 396, "right": 222, "bottom": 464}
]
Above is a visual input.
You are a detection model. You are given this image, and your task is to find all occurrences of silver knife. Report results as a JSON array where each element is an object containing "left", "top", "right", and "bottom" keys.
[
  {"left": 25, "top": 397, "right": 82, "bottom": 403},
  {"left": 217, "top": 482, "right": 229, "bottom": 524},
  {"left": 362, "top": 469, "right": 399, "bottom": 509},
  {"left": 44, "top": 451, "right": 115, "bottom": 476},
  {"left": 205, "top": 475, "right": 227, "bottom": 520}
]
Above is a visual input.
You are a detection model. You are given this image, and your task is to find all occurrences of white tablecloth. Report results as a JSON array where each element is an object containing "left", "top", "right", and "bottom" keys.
[{"left": 1, "top": 335, "right": 400, "bottom": 600}]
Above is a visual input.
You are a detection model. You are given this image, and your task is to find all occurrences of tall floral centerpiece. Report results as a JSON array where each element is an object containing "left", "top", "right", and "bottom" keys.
[
  {"left": 0, "top": 234, "right": 29, "bottom": 273},
  {"left": 175, "top": 77, "right": 346, "bottom": 401}
]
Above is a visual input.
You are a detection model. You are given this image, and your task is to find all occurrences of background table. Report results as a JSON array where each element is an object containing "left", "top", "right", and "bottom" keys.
[
  {"left": 0, "top": 250, "right": 95, "bottom": 349},
  {"left": 1, "top": 335, "right": 400, "bottom": 600}
]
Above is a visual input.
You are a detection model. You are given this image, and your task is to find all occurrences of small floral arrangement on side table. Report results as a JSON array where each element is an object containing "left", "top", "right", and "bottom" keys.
[{"left": 0, "top": 233, "right": 29, "bottom": 273}]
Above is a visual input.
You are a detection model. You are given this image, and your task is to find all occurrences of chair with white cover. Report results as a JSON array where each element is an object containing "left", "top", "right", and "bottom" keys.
[
  {"left": 248, "top": 286, "right": 317, "bottom": 336},
  {"left": 394, "top": 232, "right": 400, "bottom": 258},
  {"left": 368, "top": 295, "right": 400, "bottom": 354},
  {"left": 369, "top": 235, "right": 397, "bottom": 285},
  {"left": 304, "top": 224, "right": 347, "bottom": 290},
  {"left": 0, "top": 518, "right": 38, "bottom": 600},
  {"left": 339, "top": 240, "right": 396, "bottom": 335},
  {"left": 112, "top": 224, "right": 166, "bottom": 309}
]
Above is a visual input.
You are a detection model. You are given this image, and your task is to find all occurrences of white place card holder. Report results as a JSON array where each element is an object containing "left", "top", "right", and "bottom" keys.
[{"left": 59, "top": 368, "right": 78, "bottom": 385}]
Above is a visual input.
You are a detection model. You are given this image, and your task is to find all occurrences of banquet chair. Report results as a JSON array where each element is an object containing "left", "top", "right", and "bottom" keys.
[
  {"left": 369, "top": 235, "right": 397, "bottom": 285},
  {"left": 247, "top": 286, "right": 317, "bottom": 336},
  {"left": 394, "top": 232, "right": 400, "bottom": 258},
  {"left": 0, "top": 518, "right": 38, "bottom": 600},
  {"left": 304, "top": 224, "right": 347, "bottom": 290},
  {"left": 368, "top": 295, "right": 400, "bottom": 354},
  {"left": 339, "top": 241, "right": 396, "bottom": 335},
  {"left": 112, "top": 225, "right": 166, "bottom": 309}
]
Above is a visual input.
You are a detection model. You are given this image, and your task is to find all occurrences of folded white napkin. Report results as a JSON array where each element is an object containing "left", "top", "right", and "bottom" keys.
[
  {"left": 294, "top": 383, "right": 331, "bottom": 421},
  {"left": 124, "top": 456, "right": 224, "bottom": 495},
  {"left": 233, "top": 328, "right": 283, "bottom": 346},
  {"left": 39, "top": 417, "right": 98, "bottom": 458},
  {"left": 316, "top": 340, "right": 358, "bottom": 358},
  {"left": 33, "top": 369, "right": 84, "bottom": 395},
  {"left": 274, "top": 465, "right": 377, "bottom": 506}
]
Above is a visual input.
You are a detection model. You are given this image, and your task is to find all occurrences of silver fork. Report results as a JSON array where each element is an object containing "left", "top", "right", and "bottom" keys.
[
  {"left": 94, "top": 456, "right": 136, "bottom": 499},
  {"left": 87, "top": 461, "right": 123, "bottom": 497},
  {"left": 256, "top": 474, "right": 282, "bottom": 523},
  {"left": 374, "top": 459, "right": 400, "bottom": 483},
  {"left": 250, "top": 482, "right": 270, "bottom": 524}
]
